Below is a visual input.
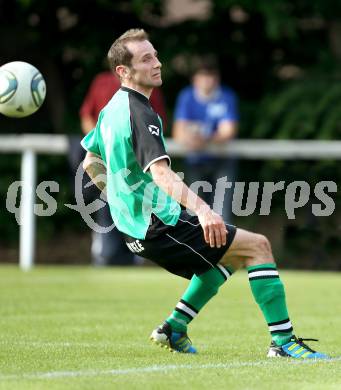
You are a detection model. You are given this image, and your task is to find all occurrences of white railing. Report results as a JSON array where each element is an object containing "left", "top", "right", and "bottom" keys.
[{"left": 1, "top": 134, "right": 341, "bottom": 270}]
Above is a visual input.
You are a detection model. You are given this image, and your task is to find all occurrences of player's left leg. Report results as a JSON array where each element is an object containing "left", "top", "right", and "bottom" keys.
[{"left": 219, "top": 228, "right": 329, "bottom": 359}]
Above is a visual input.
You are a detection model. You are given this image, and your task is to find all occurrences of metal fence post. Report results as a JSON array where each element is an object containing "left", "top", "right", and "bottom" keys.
[{"left": 19, "top": 149, "right": 37, "bottom": 271}]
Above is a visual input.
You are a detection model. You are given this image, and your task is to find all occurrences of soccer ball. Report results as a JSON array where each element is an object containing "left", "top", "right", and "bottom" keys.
[{"left": 0, "top": 61, "right": 46, "bottom": 118}]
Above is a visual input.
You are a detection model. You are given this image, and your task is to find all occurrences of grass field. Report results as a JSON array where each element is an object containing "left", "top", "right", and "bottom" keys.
[{"left": 0, "top": 265, "right": 340, "bottom": 390}]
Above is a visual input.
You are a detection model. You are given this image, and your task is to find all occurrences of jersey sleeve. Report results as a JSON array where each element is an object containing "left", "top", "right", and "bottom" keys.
[
  {"left": 131, "top": 107, "right": 170, "bottom": 173},
  {"left": 81, "top": 127, "right": 101, "bottom": 155}
]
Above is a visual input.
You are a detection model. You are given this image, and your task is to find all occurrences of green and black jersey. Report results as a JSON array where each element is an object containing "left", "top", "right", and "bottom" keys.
[{"left": 81, "top": 86, "right": 181, "bottom": 239}]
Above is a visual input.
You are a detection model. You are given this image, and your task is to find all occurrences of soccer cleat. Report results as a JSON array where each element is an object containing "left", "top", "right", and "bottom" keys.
[
  {"left": 267, "top": 336, "right": 329, "bottom": 359},
  {"left": 150, "top": 322, "right": 197, "bottom": 353}
]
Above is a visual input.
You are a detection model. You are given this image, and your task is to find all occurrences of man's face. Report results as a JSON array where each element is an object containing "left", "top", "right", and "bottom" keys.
[
  {"left": 125, "top": 40, "right": 162, "bottom": 88},
  {"left": 192, "top": 71, "right": 219, "bottom": 95}
]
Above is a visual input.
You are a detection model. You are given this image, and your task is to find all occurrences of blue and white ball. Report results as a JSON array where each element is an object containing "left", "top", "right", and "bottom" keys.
[{"left": 0, "top": 61, "right": 46, "bottom": 118}]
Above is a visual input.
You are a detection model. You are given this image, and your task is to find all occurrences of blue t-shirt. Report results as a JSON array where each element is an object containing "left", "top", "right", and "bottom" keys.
[{"left": 174, "top": 85, "right": 239, "bottom": 163}]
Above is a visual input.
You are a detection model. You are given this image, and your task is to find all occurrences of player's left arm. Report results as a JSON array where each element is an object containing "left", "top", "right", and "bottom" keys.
[
  {"left": 149, "top": 160, "right": 227, "bottom": 248},
  {"left": 83, "top": 151, "right": 107, "bottom": 194}
]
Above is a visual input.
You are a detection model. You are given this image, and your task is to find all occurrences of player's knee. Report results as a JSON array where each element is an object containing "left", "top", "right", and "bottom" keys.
[{"left": 254, "top": 233, "right": 272, "bottom": 257}]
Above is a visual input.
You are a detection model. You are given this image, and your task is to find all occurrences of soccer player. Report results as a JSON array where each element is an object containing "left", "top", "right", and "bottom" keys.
[{"left": 81, "top": 29, "right": 328, "bottom": 358}]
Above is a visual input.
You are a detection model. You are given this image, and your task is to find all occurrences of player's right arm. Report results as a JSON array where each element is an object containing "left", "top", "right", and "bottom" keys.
[
  {"left": 83, "top": 151, "right": 107, "bottom": 194},
  {"left": 81, "top": 115, "right": 107, "bottom": 193},
  {"left": 149, "top": 159, "right": 227, "bottom": 249}
]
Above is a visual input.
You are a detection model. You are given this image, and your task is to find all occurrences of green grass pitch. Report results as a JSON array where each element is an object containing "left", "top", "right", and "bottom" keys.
[{"left": 0, "top": 265, "right": 340, "bottom": 389}]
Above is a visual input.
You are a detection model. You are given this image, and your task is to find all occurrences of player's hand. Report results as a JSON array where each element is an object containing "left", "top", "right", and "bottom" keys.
[{"left": 197, "top": 207, "right": 227, "bottom": 248}]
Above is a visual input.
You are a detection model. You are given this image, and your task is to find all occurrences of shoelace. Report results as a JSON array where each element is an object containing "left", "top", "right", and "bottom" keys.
[
  {"left": 174, "top": 334, "right": 192, "bottom": 344},
  {"left": 172, "top": 334, "right": 193, "bottom": 351},
  {"left": 295, "top": 337, "right": 319, "bottom": 353},
  {"left": 184, "top": 335, "right": 193, "bottom": 346}
]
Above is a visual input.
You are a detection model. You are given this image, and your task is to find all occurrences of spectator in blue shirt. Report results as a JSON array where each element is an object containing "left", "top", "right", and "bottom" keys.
[{"left": 172, "top": 61, "right": 239, "bottom": 222}]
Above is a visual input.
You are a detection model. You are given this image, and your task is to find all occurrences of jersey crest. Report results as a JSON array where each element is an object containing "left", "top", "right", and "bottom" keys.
[{"left": 148, "top": 124, "right": 160, "bottom": 136}]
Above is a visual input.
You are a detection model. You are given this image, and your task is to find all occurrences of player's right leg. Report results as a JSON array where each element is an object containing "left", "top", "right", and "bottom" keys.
[
  {"left": 144, "top": 212, "right": 237, "bottom": 353},
  {"left": 150, "top": 264, "right": 232, "bottom": 353},
  {"left": 219, "top": 228, "right": 329, "bottom": 359}
]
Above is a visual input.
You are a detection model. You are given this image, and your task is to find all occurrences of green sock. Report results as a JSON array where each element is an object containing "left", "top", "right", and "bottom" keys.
[
  {"left": 247, "top": 263, "right": 293, "bottom": 346},
  {"left": 166, "top": 265, "right": 233, "bottom": 333}
]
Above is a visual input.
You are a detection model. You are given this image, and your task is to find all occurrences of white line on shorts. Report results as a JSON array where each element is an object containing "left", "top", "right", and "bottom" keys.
[
  {"left": 166, "top": 233, "right": 214, "bottom": 268},
  {"left": 178, "top": 218, "right": 200, "bottom": 227}
]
